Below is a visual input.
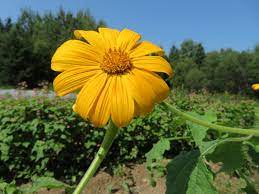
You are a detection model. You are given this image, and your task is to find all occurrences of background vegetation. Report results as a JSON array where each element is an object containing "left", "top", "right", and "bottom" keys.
[
  {"left": 0, "top": 8, "right": 259, "bottom": 194},
  {"left": 0, "top": 9, "right": 258, "bottom": 94},
  {"left": 0, "top": 90, "right": 257, "bottom": 186},
  {"left": 0, "top": 8, "right": 105, "bottom": 88}
]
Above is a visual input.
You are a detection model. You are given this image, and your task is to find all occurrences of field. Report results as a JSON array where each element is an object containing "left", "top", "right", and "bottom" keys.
[{"left": 0, "top": 89, "right": 258, "bottom": 193}]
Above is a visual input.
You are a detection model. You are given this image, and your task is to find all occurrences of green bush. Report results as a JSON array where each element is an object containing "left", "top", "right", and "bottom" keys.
[
  {"left": 0, "top": 92, "right": 256, "bottom": 185},
  {"left": 0, "top": 97, "right": 191, "bottom": 185}
]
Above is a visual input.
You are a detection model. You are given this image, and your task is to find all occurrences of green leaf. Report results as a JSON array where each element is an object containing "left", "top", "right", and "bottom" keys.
[
  {"left": 200, "top": 139, "right": 223, "bottom": 155},
  {"left": 31, "top": 140, "right": 45, "bottom": 161},
  {"left": 188, "top": 122, "right": 208, "bottom": 148},
  {"left": 186, "top": 160, "right": 218, "bottom": 194},
  {"left": 188, "top": 110, "right": 217, "bottom": 123},
  {"left": 165, "top": 150, "right": 200, "bottom": 194},
  {"left": 204, "top": 110, "right": 217, "bottom": 123},
  {"left": 207, "top": 142, "right": 245, "bottom": 172},
  {"left": 28, "top": 177, "right": 73, "bottom": 193},
  {"left": 187, "top": 121, "right": 221, "bottom": 155},
  {"left": 0, "top": 181, "right": 22, "bottom": 194},
  {"left": 145, "top": 138, "right": 170, "bottom": 166},
  {"left": 187, "top": 110, "right": 217, "bottom": 151}
]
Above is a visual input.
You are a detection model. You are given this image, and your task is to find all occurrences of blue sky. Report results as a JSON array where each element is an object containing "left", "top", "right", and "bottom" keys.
[{"left": 0, "top": 0, "right": 259, "bottom": 53}]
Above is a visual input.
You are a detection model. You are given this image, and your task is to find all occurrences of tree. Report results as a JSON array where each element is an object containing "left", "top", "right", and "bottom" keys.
[
  {"left": 168, "top": 45, "right": 180, "bottom": 63},
  {"left": 0, "top": 8, "right": 106, "bottom": 87},
  {"left": 185, "top": 68, "right": 206, "bottom": 90}
]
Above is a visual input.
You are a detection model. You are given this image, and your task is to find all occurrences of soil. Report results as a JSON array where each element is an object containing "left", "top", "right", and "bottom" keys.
[
  {"left": 36, "top": 164, "right": 165, "bottom": 194},
  {"left": 35, "top": 163, "right": 259, "bottom": 194}
]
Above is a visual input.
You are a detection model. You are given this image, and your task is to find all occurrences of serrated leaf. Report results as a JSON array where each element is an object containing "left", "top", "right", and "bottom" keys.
[
  {"left": 165, "top": 150, "right": 200, "bottom": 194},
  {"left": 188, "top": 122, "right": 208, "bottom": 149},
  {"left": 186, "top": 160, "right": 218, "bottom": 194},
  {"left": 200, "top": 139, "right": 224, "bottom": 155},
  {"left": 187, "top": 122, "right": 220, "bottom": 155},
  {"left": 187, "top": 110, "right": 217, "bottom": 150},
  {"left": 207, "top": 142, "right": 245, "bottom": 172},
  {"left": 203, "top": 110, "right": 217, "bottom": 123},
  {"left": 28, "top": 177, "right": 72, "bottom": 193},
  {"left": 145, "top": 138, "right": 170, "bottom": 166}
]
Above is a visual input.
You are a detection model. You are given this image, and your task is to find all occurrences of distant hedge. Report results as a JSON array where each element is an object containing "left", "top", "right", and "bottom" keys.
[{"left": 0, "top": 92, "right": 256, "bottom": 184}]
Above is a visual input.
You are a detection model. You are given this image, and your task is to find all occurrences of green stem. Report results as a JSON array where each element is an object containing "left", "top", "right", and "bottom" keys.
[
  {"left": 163, "top": 102, "right": 259, "bottom": 136},
  {"left": 73, "top": 120, "right": 119, "bottom": 194}
]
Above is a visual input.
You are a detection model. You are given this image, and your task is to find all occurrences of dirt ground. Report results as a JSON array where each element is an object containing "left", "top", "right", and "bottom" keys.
[
  {"left": 37, "top": 164, "right": 165, "bottom": 194},
  {"left": 36, "top": 163, "right": 259, "bottom": 194}
]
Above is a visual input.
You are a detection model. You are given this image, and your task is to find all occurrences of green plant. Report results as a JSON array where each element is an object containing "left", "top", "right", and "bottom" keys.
[
  {"left": 0, "top": 91, "right": 257, "bottom": 193},
  {"left": 146, "top": 106, "right": 259, "bottom": 194},
  {"left": 0, "top": 177, "right": 73, "bottom": 194}
]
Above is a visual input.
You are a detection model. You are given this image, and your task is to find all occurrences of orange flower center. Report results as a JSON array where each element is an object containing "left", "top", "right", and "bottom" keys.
[{"left": 101, "top": 49, "right": 132, "bottom": 74}]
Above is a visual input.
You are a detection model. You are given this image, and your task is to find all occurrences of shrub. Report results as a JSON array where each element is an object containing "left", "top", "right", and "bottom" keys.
[{"left": 0, "top": 92, "right": 256, "bottom": 185}]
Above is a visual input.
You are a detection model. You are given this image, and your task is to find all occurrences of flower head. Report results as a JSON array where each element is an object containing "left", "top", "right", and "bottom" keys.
[
  {"left": 252, "top": 83, "right": 259, "bottom": 91},
  {"left": 51, "top": 28, "right": 173, "bottom": 127}
]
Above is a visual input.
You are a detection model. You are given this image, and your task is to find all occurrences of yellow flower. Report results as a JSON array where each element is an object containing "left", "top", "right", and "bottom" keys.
[
  {"left": 51, "top": 28, "right": 173, "bottom": 127},
  {"left": 252, "top": 83, "right": 259, "bottom": 91}
]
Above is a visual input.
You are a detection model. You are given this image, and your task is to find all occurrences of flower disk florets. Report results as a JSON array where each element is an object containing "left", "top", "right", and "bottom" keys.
[{"left": 101, "top": 48, "right": 132, "bottom": 74}]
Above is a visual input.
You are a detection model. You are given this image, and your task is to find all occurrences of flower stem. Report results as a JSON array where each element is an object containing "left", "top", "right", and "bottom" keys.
[
  {"left": 73, "top": 120, "right": 119, "bottom": 194},
  {"left": 163, "top": 102, "right": 259, "bottom": 136}
]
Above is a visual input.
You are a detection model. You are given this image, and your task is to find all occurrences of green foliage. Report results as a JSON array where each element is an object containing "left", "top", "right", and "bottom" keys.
[
  {"left": 186, "top": 160, "right": 217, "bottom": 194},
  {"left": 166, "top": 150, "right": 202, "bottom": 194},
  {"left": 146, "top": 138, "right": 170, "bottom": 167},
  {"left": 166, "top": 151, "right": 217, "bottom": 194},
  {"left": 169, "top": 41, "right": 259, "bottom": 94},
  {"left": 162, "top": 104, "right": 259, "bottom": 194},
  {"left": 0, "top": 177, "right": 73, "bottom": 194},
  {"left": 0, "top": 91, "right": 257, "bottom": 193},
  {"left": 145, "top": 138, "right": 170, "bottom": 186},
  {"left": 0, "top": 96, "right": 193, "bottom": 185},
  {"left": 207, "top": 142, "right": 245, "bottom": 172},
  {"left": 187, "top": 110, "right": 217, "bottom": 148},
  {"left": 217, "top": 102, "right": 256, "bottom": 128},
  {"left": 28, "top": 177, "right": 73, "bottom": 193},
  {"left": 0, "top": 8, "right": 106, "bottom": 87}
]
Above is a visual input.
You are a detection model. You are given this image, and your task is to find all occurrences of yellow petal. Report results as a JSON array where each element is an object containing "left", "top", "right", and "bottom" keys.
[
  {"left": 129, "top": 41, "right": 163, "bottom": 58},
  {"left": 111, "top": 75, "right": 134, "bottom": 127},
  {"left": 132, "top": 56, "right": 173, "bottom": 77},
  {"left": 88, "top": 76, "right": 115, "bottom": 127},
  {"left": 98, "top": 28, "right": 120, "bottom": 49},
  {"left": 136, "top": 69, "right": 169, "bottom": 102},
  {"left": 126, "top": 68, "right": 169, "bottom": 116},
  {"left": 53, "top": 68, "right": 101, "bottom": 96},
  {"left": 74, "top": 73, "right": 108, "bottom": 120},
  {"left": 125, "top": 70, "right": 156, "bottom": 115},
  {"left": 252, "top": 83, "right": 259, "bottom": 91},
  {"left": 74, "top": 30, "right": 105, "bottom": 53},
  {"left": 51, "top": 40, "right": 101, "bottom": 72},
  {"left": 117, "top": 29, "right": 141, "bottom": 51}
]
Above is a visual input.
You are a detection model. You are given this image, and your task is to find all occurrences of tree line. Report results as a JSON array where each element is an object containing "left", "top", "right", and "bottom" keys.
[
  {"left": 168, "top": 40, "right": 259, "bottom": 94},
  {"left": 0, "top": 9, "right": 105, "bottom": 87},
  {"left": 0, "top": 9, "right": 258, "bottom": 94}
]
